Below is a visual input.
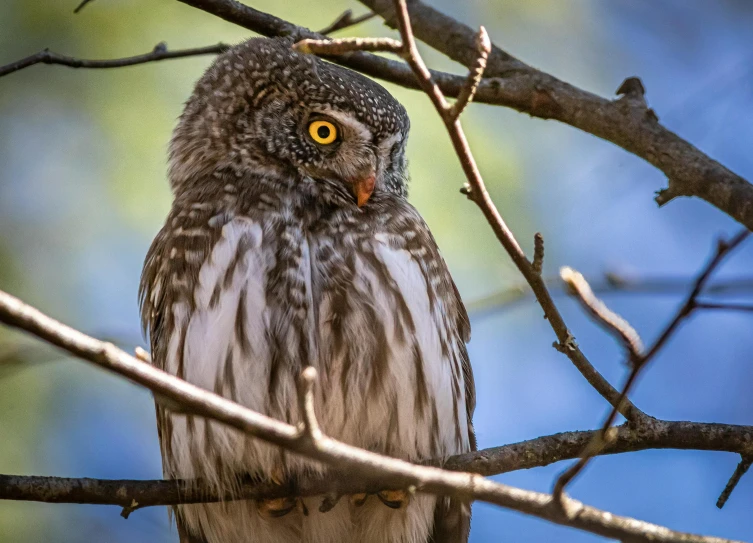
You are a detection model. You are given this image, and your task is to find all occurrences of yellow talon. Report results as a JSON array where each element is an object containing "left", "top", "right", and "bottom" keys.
[
  {"left": 377, "top": 490, "right": 409, "bottom": 509},
  {"left": 350, "top": 493, "right": 369, "bottom": 507},
  {"left": 257, "top": 497, "right": 297, "bottom": 518}
]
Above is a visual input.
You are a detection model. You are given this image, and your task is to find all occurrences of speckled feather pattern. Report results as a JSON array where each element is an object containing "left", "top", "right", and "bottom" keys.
[{"left": 140, "top": 38, "right": 475, "bottom": 543}]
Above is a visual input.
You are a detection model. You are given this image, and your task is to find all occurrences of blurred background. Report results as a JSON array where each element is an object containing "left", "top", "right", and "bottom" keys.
[{"left": 1, "top": 0, "right": 752, "bottom": 541}]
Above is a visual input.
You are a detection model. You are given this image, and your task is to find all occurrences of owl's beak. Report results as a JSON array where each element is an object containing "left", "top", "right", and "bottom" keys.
[{"left": 352, "top": 172, "right": 376, "bottom": 207}]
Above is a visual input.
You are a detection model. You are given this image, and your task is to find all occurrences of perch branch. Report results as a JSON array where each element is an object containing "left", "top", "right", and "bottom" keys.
[
  {"left": 0, "top": 289, "right": 743, "bottom": 542},
  {"left": 2, "top": 418, "right": 752, "bottom": 511}
]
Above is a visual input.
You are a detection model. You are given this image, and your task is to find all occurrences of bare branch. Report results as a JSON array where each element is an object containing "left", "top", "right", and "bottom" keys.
[
  {"left": 73, "top": 0, "right": 96, "bottom": 14},
  {"left": 293, "top": 37, "right": 403, "bottom": 55},
  {"left": 467, "top": 274, "right": 753, "bottom": 316},
  {"left": 553, "top": 229, "right": 751, "bottom": 502},
  {"left": 0, "top": 42, "right": 229, "bottom": 78},
  {"left": 0, "top": 289, "right": 743, "bottom": 542},
  {"left": 560, "top": 266, "right": 644, "bottom": 364},
  {"left": 318, "top": 9, "right": 377, "bottom": 35},
  {"left": 717, "top": 455, "right": 753, "bottom": 509},
  {"left": 356, "top": 0, "right": 753, "bottom": 231},
  {"left": 531, "top": 233, "right": 545, "bottom": 276},
  {"left": 642, "top": 229, "right": 750, "bottom": 365},
  {"left": 2, "top": 419, "right": 752, "bottom": 511},
  {"left": 292, "top": 0, "right": 643, "bottom": 424},
  {"left": 448, "top": 26, "right": 491, "bottom": 121},
  {"left": 694, "top": 301, "right": 753, "bottom": 312},
  {"left": 296, "top": 367, "right": 322, "bottom": 443}
]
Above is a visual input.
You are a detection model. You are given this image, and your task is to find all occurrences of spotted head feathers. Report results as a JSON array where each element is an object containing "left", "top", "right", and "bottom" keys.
[{"left": 169, "top": 37, "right": 410, "bottom": 206}]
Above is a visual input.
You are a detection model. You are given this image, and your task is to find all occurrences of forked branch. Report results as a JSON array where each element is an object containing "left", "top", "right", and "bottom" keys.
[{"left": 553, "top": 229, "right": 751, "bottom": 503}]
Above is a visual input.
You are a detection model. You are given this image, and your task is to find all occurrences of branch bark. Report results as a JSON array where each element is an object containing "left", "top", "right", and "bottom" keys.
[
  {"left": 0, "top": 289, "right": 743, "bottom": 543},
  {"left": 0, "top": 43, "right": 229, "bottom": 78},
  {"left": 170, "top": 0, "right": 753, "bottom": 232},
  {"left": 357, "top": 0, "right": 753, "bottom": 231},
  {"left": 2, "top": 419, "right": 752, "bottom": 514}
]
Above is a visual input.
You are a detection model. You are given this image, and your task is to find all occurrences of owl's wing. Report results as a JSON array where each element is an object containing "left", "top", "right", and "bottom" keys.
[
  {"left": 373, "top": 203, "right": 474, "bottom": 543},
  {"left": 377, "top": 202, "right": 476, "bottom": 452}
]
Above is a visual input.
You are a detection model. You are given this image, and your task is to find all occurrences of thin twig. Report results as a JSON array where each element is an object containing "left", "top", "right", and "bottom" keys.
[
  {"left": 716, "top": 455, "right": 753, "bottom": 509},
  {"left": 466, "top": 274, "right": 753, "bottom": 316},
  {"left": 694, "top": 301, "right": 753, "bottom": 313},
  {"left": 73, "top": 0, "right": 96, "bottom": 13},
  {"left": 294, "top": 37, "right": 403, "bottom": 55},
  {"left": 0, "top": 43, "right": 229, "bottom": 78},
  {"left": 0, "top": 288, "right": 742, "bottom": 543},
  {"left": 293, "top": 0, "right": 642, "bottom": 424},
  {"left": 531, "top": 233, "right": 545, "bottom": 275},
  {"left": 448, "top": 26, "right": 491, "bottom": 120},
  {"left": 553, "top": 229, "right": 751, "bottom": 503},
  {"left": 296, "top": 367, "right": 322, "bottom": 443},
  {"left": 318, "top": 9, "right": 377, "bottom": 35},
  {"left": 560, "top": 266, "right": 644, "bottom": 364}
]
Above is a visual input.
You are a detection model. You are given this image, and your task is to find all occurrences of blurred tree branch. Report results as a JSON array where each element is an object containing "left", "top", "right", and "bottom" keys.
[
  {"left": 466, "top": 273, "right": 753, "bottom": 316},
  {"left": 0, "top": 42, "right": 229, "bottom": 78}
]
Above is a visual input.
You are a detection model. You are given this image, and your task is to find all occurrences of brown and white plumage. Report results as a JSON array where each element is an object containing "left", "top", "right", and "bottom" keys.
[{"left": 140, "top": 37, "right": 475, "bottom": 543}]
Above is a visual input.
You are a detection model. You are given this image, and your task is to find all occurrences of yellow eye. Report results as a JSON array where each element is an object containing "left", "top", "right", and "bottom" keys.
[{"left": 308, "top": 120, "right": 338, "bottom": 145}]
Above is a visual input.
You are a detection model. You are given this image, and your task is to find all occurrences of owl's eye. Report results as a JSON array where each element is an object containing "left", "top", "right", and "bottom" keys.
[{"left": 308, "top": 120, "right": 338, "bottom": 145}]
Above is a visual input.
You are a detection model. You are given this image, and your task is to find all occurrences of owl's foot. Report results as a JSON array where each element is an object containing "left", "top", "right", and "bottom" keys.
[
  {"left": 349, "top": 493, "right": 369, "bottom": 507},
  {"left": 376, "top": 489, "right": 409, "bottom": 509},
  {"left": 256, "top": 497, "right": 297, "bottom": 518}
]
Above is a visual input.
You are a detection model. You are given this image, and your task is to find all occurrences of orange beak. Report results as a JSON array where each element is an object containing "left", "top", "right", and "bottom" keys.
[{"left": 352, "top": 172, "right": 376, "bottom": 208}]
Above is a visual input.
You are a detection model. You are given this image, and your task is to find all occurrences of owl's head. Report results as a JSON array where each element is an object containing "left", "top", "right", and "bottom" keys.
[{"left": 169, "top": 37, "right": 410, "bottom": 208}]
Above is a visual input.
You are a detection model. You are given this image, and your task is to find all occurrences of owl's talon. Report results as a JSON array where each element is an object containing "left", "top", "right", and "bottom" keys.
[
  {"left": 257, "top": 497, "right": 297, "bottom": 518},
  {"left": 377, "top": 489, "right": 409, "bottom": 509},
  {"left": 319, "top": 492, "right": 342, "bottom": 513},
  {"left": 350, "top": 493, "right": 369, "bottom": 507}
]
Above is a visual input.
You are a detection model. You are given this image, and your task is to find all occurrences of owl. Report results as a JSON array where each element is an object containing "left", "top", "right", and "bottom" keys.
[{"left": 140, "top": 37, "right": 476, "bottom": 543}]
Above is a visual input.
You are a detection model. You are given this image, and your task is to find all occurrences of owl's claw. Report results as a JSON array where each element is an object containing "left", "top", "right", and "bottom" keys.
[
  {"left": 377, "top": 489, "right": 409, "bottom": 509},
  {"left": 257, "top": 497, "right": 297, "bottom": 518},
  {"left": 349, "top": 493, "right": 369, "bottom": 507},
  {"left": 320, "top": 492, "right": 342, "bottom": 513}
]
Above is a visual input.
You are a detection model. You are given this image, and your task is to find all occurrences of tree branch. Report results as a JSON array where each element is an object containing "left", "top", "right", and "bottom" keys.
[
  {"left": 356, "top": 0, "right": 753, "bottom": 231},
  {"left": 293, "top": 0, "right": 643, "bottom": 422},
  {"left": 466, "top": 273, "right": 753, "bottom": 316},
  {"left": 553, "top": 229, "right": 750, "bottom": 502},
  {"left": 317, "top": 9, "right": 377, "bottom": 35},
  {"left": 0, "top": 289, "right": 743, "bottom": 542},
  {"left": 0, "top": 42, "right": 229, "bottom": 78},
  {"left": 2, "top": 419, "right": 752, "bottom": 514},
  {"left": 5, "top": 0, "right": 753, "bottom": 230}
]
